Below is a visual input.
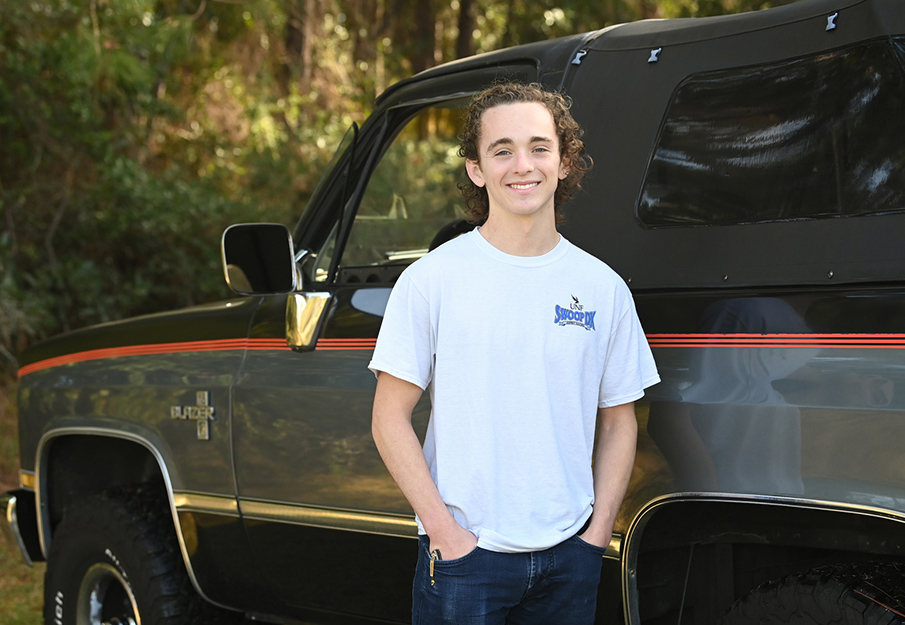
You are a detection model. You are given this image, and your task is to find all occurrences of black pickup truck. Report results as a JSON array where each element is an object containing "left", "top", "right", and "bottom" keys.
[{"left": 4, "top": 0, "right": 905, "bottom": 622}]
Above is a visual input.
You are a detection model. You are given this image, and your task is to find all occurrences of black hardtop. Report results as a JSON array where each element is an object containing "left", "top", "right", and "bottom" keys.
[
  {"left": 590, "top": 0, "right": 867, "bottom": 50},
  {"left": 374, "top": 32, "right": 592, "bottom": 108},
  {"left": 561, "top": 0, "right": 905, "bottom": 291}
]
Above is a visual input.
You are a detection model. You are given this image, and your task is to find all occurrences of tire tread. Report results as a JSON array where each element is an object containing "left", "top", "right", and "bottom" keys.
[
  {"left": 44, "top": 484, "right": 241, "bottom": 625},
  {"left": 720, "top": 563, "right": 905, "bottom": 625}
]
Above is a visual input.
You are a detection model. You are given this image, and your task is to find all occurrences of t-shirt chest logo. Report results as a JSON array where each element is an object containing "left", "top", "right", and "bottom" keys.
[{"left": 553, "top": 295, "right": 597, "bottom": 331}]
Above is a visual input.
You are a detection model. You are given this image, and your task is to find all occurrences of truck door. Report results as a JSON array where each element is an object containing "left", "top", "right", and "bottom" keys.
[{"left": 230, "top": 96, "right": 480, "bottom": 623}]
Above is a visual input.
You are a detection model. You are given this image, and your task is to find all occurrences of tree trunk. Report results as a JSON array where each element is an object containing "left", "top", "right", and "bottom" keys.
[
  {"left": 411, "top": 0, "right": 435, "bottom": 75},
  {"left": 500, "top": 0, "right": 517, "bottom": 49},
  {"left": 456, "top": 0, "right": 475, "bottom": 59},
  {"left": 282, "top": 0, "right": 315, "bottom": 95}
]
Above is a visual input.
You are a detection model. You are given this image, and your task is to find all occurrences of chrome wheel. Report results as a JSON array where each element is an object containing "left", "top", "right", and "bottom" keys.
[{"left": 77, "top": 561, "right": 140, "bottom": 625}]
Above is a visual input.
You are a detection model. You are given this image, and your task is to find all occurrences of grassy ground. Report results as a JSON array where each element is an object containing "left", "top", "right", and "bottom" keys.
[{"left": 0, "top": 374, "right": 44, "bottom": 625}]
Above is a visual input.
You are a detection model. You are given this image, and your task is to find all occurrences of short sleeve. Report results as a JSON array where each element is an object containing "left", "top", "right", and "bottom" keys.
[
  {"left": 368, "top": 268, "right": 434, "bottom": 390},
  {"left": 598, "top": 287, "right": 660, "bottom": 407}
]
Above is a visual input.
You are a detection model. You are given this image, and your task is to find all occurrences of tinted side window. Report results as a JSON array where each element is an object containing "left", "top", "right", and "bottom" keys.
[
  {"left": 639, "top": 37, "right": 905, "bottom": 228},
  {"left": 339, "top": 102, "right": 468, "bottom": 283}
]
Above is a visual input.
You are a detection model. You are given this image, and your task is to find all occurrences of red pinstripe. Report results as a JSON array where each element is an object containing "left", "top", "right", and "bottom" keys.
[{"left": 19, "top": 335, "right": 905, "bottom": 378}]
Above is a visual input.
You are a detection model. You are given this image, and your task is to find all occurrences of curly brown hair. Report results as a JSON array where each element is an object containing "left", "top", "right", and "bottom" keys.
[{"left": 458, "top": 82, "right": 592, "bottom": 225}]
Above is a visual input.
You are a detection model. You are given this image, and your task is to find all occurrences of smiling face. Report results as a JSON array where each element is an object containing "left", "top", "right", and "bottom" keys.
[{"left": 465, "top": 101, "right": 570, "bottom": 226}]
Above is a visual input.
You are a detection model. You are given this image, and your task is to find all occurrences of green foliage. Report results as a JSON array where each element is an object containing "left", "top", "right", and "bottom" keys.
[
  {"left": 475, "top": 0, "right": 639, "bottom": 51},
  {"left": 658, "top": 0, "right": 790, "bottom": 18},
  {"left": 0, "top": 0, "right": 298, "bottom": 369},
  {"left": 0, "top": 235, "right": 41, "bottom": 369}
]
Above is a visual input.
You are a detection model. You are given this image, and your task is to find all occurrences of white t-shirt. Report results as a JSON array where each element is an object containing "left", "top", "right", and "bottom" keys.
[{"left": 369, "top": 229, "right": 659, "bottom": 553}]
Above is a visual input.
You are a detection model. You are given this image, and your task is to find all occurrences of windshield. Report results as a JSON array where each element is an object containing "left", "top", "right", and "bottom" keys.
[{"left": 291, "top": 123, "right": 358, "bottom": 246}]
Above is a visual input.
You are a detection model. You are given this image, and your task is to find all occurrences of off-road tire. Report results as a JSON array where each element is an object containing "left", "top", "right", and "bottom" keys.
[
  {"left": 720, "top": 562, "right": 905, "bottom": 625},
  {"left": 43, "top": 485, "right": 240, "bottom": 625}
]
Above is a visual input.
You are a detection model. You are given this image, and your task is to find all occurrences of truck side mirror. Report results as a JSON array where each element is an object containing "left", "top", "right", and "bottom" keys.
[{"left": 221, "top": 223, "right": 298, "bottom": 295}]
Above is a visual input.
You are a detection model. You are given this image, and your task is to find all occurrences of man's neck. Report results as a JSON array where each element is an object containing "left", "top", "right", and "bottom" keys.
[{"left": 478, "top": 212, "right": 560, "bottom": 257}]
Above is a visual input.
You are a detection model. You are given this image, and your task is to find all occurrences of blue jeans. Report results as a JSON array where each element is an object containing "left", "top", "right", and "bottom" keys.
[{"left": 412, "top": 534, "right": 606, "bottom": 624}]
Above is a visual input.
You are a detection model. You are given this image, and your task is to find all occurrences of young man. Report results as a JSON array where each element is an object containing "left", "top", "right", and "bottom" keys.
[{"left": 370, "top": 82, "right": 659, "bottom": 624}]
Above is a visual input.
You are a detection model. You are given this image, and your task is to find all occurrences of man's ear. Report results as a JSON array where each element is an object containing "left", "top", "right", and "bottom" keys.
[
  {"left": 559, "top": 157, "right": 571, "bottom": 180},
  {"left": 466, "top": 159, "right": 486, "bottom": 188}
]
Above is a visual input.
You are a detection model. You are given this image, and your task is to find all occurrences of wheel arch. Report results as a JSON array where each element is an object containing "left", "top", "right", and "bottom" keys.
[
  {"left": 623, "top": 495, "right": 905, "bottom": 624},
  {"left": 35, "top": 428, "right": 211, "bottom": 605}
]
